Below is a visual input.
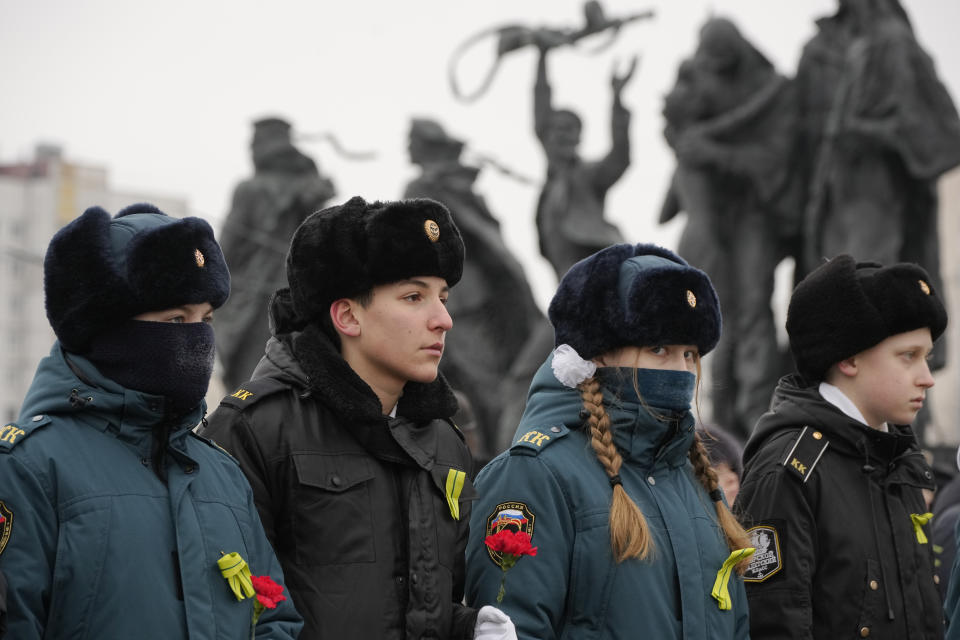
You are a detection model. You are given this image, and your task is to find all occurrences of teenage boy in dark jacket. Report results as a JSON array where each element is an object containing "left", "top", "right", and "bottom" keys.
[
  {"left": 735, "top": 255, "right": 947, "bottom": 639},
  {"left": 201, "top": 196, "right": 515, "bottom": 639}
]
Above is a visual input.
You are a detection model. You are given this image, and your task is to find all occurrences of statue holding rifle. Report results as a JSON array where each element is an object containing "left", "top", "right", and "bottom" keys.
[{"left": 532, "top": 30, "right": 638, "bottom": 278}]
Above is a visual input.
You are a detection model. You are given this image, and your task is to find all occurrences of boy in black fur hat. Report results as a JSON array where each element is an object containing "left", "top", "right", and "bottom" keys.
[
  {"left": 735, "top": 255, "right": 948, "bottom": 638},
  {"left": 0, "top": 203, "right": 301, "bottom": 639},
  {"left": 200, "top": 196, "right": 515, "bottom": 639}
]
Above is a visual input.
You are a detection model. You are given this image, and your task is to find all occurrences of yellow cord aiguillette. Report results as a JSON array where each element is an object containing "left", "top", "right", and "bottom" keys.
[
  {"left": 911, "top": 512, "right": 934, "bottom": 544},
  {"left": 711, "top": 547, "right": 755, "bottom": 611},
  {"left": 218, "top": 552, "right": 255, "bottom": 601}
]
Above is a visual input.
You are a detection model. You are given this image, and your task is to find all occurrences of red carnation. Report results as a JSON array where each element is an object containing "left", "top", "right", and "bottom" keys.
[
  {"left": 483, "top": 529, "right": 537, "bottom": 602},
  {"left": 251, "top": 575, "right": 286, "bottom": 610}
]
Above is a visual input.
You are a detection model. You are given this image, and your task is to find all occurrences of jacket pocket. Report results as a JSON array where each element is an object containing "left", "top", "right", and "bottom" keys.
[{"left": 292, "top": 453, "right": 376, "bottom": 565}]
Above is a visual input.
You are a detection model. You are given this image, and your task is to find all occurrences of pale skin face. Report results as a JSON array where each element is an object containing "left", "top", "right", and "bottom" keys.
[
  {"left": 595, "top": 344, "right": 700, "bottom": 374},
  {"left": 134, "top": 302, "right": 214, "bottom": 324},
  {"left": 331, "top": 277, "right": 452, "bottom": 414},
  {"left": 826, "top": 327, "right": 936, "bottom": 429}
]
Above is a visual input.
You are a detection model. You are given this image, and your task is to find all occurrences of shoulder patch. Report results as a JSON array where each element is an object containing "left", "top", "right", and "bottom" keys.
[
  {"left": 743, "top": 524, "right": 783, "bottom": 582},
  {"left": 485, "top": 501, "right": 535, "bottom": 568},
  {"left": 781, "top": 425, "right": 829, "bottom": 483},
  {"left": 218, "top": 377, "right": 291, "bottom": 411},
  {"left": 0, "top": 415, "right": 52, "bottom": 452},
  {"left": 510, "top": 424, "right": 570, "bottom": 456}
]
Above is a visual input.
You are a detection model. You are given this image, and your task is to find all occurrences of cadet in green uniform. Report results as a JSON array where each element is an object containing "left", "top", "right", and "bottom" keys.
[
  {"left": 465, "top": 243, "right": 753, "bottom": 639},
  {"left": 737, "top": 255, "right": 947, "bottom": 639},
  {"left": 0, "top": 203, "right": 301, "bottom": 639}
]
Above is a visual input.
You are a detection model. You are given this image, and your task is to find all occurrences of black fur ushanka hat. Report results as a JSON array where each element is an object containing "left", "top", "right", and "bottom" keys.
[
  {"left": 44, "top": 203, "right": 230, "bottom": 353},
  {"left": 548, "top": 243, "right": 722, "bottom": 360},
  {"left": 787, "top": 254, "right": 948, "bottom": 381},
  {"left": 286, "top": 195, "right": 464, "bottom": 324}
]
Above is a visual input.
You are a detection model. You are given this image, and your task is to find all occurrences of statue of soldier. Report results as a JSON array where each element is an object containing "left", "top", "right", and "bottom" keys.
[
  {"left": 216, "top": 117, "right": 336, "bottom": 390},
  {"left": 660, "top": 17, "right": 802, "bottom": 440},
  {"left": 797, "top": 0, "right": 960, "bottom": 374},
  {"left": 404, "top": 117, "right": 551, "bottom": 463},
  {"left": 533, "top": 31, "right": 636, "bottom": 279}
]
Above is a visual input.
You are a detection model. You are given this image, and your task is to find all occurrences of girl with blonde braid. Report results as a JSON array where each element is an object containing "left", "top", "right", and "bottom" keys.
[{"left": 465, "top": 244, "right": 752, "bottom": 640}]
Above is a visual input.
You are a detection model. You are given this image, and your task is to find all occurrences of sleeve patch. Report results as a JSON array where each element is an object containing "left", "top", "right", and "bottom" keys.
[
  {"left": 0, "top": 502, "right": 12, "bottom": 556},
  {"left": 485, "top": 501, "right": 535, "bottom": 568},
  {"left": 743, "top": 525, "right": 783, "bottom": 582}
]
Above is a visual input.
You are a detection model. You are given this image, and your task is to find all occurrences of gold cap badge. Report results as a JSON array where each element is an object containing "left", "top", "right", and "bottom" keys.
[
  {"left": 686, "top": 290, "right": 697, "bottom": 308},
  {"left": 194, "top": 248, "right": 205, "bottom": 268},
  {"left": 424, "top": 220, "right": 440, "bottom": 243},
  {"left": 919, "top": 279, "right": 930, "bottom": 295}
]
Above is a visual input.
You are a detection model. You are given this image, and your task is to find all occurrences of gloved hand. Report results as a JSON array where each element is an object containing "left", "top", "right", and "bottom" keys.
[{"left": 473, "top": 605, "right": 518, "bottom": 640}]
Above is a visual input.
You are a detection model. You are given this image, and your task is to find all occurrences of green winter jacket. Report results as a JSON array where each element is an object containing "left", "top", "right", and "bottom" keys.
[
  {"left": 0, "top": 344, "right": 302, "bottom": 640},
  {"left": 465, "top": 357, "right": 750, "bottom": 639}
]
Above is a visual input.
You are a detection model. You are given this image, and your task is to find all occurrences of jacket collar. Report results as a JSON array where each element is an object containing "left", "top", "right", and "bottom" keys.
[
  {"left": 518, "top": 357, "right": 695, "bottom": 468},
  {"left": 274, "top": 323, "right": 459, "bottom": 468},
  {"left": 19, "top": 343, "right": 201, "bottom": 457},
  {"left": 744, "top": 374, "right": 918, "bottom": 466}
]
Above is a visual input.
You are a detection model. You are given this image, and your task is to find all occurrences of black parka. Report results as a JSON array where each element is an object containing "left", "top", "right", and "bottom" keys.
[
  {"left": 734, "top": 375, "right": 942, "bottom": 639},
  {"left": 200, "top": 309, "right": 478, "bottom": 640}
]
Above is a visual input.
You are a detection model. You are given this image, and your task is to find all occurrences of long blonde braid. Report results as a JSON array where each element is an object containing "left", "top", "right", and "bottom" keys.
[
  {"left": 580, "top": 375, "right": 653, "bottom": 562},
  {"left": 688, "top": 431, "right": 752, "bottom": 573}
]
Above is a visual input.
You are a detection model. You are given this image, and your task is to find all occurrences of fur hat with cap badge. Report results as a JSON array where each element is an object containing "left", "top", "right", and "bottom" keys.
[
  {"left": 44, "top": 203, "right": 230, "bottom": 353},
  {"left": 548, "top": 243, "right": 721, "bottom": 363},
  {"left": 786, "top": 254, "right": 948, "bottom": 382},
  {"left": 285, "top": 195, "right": 464, "bottom": 325}
]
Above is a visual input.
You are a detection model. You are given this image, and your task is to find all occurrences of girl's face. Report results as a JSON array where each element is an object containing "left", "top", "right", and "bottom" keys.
[{"left": 597, "top": 344, "right": 700, "bottom": 374}]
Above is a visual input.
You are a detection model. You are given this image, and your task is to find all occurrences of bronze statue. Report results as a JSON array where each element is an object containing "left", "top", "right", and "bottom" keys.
[
  {"left": 216, "top": 117, "right": 336, "bottom": 390},
  {"left": 533, "top": 33, "right": 637, "bottom": 279},
  {"left": 449, "top": 1, "right": 653, "bottom": 103},
  {"left": 403, "top": 117, "right": 551, "bottom": 462},
  {"left": 660, "top": 17, "right": 802, "bottom": 440},
  {"left": 797, "top": 0, "right": 960, "bottom": 363}
]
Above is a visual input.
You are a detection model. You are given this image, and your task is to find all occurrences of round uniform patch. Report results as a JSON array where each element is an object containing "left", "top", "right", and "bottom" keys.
[
  {"left": 743, "top": 525, "right": 782, "bottom": 582},
  {"left": 485, "top": 501, "right": 535, "bottom": 568}
]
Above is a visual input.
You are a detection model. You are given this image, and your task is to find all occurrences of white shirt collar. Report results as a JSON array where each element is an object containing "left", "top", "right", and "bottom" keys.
[
  {"left": 818, "top": 381, "right": 888, "bottom": 432},
  {"left": 388, "top": 403, "right": 398, "bottom": 418}
]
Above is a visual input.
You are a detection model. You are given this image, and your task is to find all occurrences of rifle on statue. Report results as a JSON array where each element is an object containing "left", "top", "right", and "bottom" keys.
[{"left": 449, "top": 1, "right": 654, "bottom": 103}]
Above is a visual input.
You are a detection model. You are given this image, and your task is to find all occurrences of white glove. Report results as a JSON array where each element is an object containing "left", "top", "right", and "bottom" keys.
[{"left": 473, "top": 605, "right": 518, "bottom": 640}]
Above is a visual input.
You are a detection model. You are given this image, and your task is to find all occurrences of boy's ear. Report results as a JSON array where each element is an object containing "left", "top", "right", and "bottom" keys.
[
  {"left": 330, "top": 299, "right": 361, "bottom": 337},
  {"left": 835, "top": 356, "right": 859, "bottom": 378}
]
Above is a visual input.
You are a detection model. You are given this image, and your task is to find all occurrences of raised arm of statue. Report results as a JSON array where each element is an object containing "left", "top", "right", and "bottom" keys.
[{"left": 533, "top": 46, "right": 554, "bottom": 145}]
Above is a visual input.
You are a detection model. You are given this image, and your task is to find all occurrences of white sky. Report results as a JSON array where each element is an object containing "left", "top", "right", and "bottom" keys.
[{"left": 2, "top": 0, "right": 958, "bottom": 308}]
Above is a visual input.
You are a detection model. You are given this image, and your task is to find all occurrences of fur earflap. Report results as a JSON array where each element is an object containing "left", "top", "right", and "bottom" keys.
[
  {"left": 549, "top": 243, "right": 721, "bottom": 360},
  {"left": 44, "top": 203, "right": 230, "bottom": 352},
  {"left": 286, "top": 195, "right": 464, "bottom": 324},
  {"left": 787, "top": 255, "right": 947, "bottom": 381}
]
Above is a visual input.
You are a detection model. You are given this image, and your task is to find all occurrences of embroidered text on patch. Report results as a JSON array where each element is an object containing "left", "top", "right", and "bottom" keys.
[{"left": 743, "top": 525, "right": 782, "bottom": 582}]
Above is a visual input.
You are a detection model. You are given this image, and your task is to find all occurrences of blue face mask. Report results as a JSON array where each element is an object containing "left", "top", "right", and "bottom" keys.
[
  {"left": 86, "top": 319, "right": 216, "bottom": 416},
  {"left": 633, "top": 367, "right": 696, "bottom": 413}
]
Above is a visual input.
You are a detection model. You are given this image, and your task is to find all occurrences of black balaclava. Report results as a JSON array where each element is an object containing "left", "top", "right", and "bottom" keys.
[{"left": 87, "top": 319, "right": 216, "bottom": 417}]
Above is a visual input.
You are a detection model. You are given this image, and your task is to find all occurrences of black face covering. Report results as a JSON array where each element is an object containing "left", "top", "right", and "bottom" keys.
[{"left": 87, "top": 319, "right": 216, "bottom": 416}]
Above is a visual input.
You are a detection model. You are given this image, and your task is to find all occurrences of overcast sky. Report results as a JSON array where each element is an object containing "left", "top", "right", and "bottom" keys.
[{"left": 2, "top": 0, "right": 958, "bottom": 308}]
